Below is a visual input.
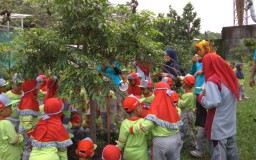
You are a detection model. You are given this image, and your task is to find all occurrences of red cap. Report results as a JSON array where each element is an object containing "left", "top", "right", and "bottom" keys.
[
  {"left": 161, "top": 77, "right": 173, "bottom": 85},
  {"left": 183, "top": 74, "right": 195, "bottom": 88},
  {"left": 122, "top": 94, "right": 145, "bottom": 113},
  {"left": 102, "top": 145, "right": 121, "bottom": 160},
  {"left": 76, "top": 138, "right": 97, "bottom": 158}
]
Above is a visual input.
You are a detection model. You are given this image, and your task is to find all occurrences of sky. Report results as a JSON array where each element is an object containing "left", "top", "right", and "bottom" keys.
[{"left": 109, "top": 0, "right": 256, "bottom": 33}]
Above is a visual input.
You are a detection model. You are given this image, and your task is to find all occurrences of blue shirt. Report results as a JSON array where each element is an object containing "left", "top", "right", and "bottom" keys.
[
  {"left": 190, "top": 62, "right": 205, "bottom": 94},
  {"left": 97, "top": 61, "right": 121, "bottom": 86},
  {"left": 254, "top": 49, "right": 256, "bottom": 60}
]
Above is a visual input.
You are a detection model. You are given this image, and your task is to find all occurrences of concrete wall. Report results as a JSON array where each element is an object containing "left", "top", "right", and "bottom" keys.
[{"left": 221, "top": 24, "right": 256, "bottom": 59}]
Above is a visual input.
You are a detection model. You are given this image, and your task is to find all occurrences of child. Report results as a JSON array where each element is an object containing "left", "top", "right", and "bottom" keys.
[
  {"left": 0, "top": 78, "right": 8, "bottom": 93},
  {"left": 76, "top": 137, "right": 97, "bottom": 160},
  {"left": 100, "top": 90, "right": 117, "bottom": 132},
  {"left": 117, "top": 94, "right": 149, "bottom": 160},
  {"left": 127, "top": 72, "right": 141, "bottom": 96},
  {"left": 30, "top": 98, "right": 73, "bottom": 160},
  {"left": 235, "top": 63, "right": 249, "bottom": 100},
  {"left": 102, "top": 145, "right": 121, "bottom": 160},
  {"left": 5, "top": 79, "right": 23, "bottom": 132},
  {"left": 138, "top": 80, "right": 154, "bottom": 118},
  {"left": 0, "top": 94, "right": 23, "bottom": 160},
  {"left": 178, "top": 74, "right": 197, "bottom": 150},
  {"left": 36, "top": 75, "right": 48, "bottom": 105},
  {"left": 69, "top": 85, "right": 88, "bottom": 120},
  {"left": 130, "top": 82, "right": 183, "bottom": 160},
  {"left": 230, "top": 61, "right": 236, "bottom": 71},
  {"left": 17, "top": 79, "right": 41, "bottom": 160},
  {"left": 70, "top": 108, "right": 86, "bottom": 143},
  {"left": 44, "top": 76, "right": 59, "bottom": 102},
  {"left": 190, "top": 53, "right": 207, "bottom": 158}
]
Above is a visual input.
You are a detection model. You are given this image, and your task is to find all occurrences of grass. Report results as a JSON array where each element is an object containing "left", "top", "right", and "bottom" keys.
[
  {"left": 91, "top": 62, "right": 256, "bottom": 160},
  {"left": 181, "top": 63, "right": 256, "bottom": 160}
]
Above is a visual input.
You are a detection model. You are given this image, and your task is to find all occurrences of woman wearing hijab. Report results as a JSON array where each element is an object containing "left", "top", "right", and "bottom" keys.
[
  {"left": 162, "top": 49, "right": 181, "bottom": 77},
  {"left": 30, "top": 98, "right": 73, "bottom": 160},
  {"left": 17, "top": 79, "right": 40, "bottom": 160},
  {"left": 198, "top": 54, "right": 239, "bottom": 160}
]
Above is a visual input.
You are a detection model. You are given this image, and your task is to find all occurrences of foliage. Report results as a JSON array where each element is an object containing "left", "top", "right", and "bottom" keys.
[
  {"left": 154, "top": 2, "right": 201, "bottom": 72},
  {"left": 197, "top": 31, "right": 221, "bottom": 40},
  {"left": 229, "top": 45, "right": 253, "bottom": 63}
]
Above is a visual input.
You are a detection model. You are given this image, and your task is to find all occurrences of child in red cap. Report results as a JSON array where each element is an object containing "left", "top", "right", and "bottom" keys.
[
  {"left": 138, "top": 80, "right": 154, "bottom": 118},
  {"left": 30, "top": 98, "right": 73, "bottom": 160},
  {"left": 102, "top": 145, "right": 121, "bottom": 160},
  {"left": 17, "top": 79, "right": 41, "bottom": 160},
  {"left": 130, "top": 82, "right": 183, "bottom": 160},
  {"left": 0, "top": 94, "right": 23, "bottom": 160},
  {"left": 178, "top": 74, "right": 197, "bottom": 150},
  {"left": 127, "top": 72, "right": 141, "bottom": 96},
  {"left": 117, "top": 94, "right": 149, "bottom": 160},
  {"left": 76, "top": 137, "right": 97, "bottom": 160}
]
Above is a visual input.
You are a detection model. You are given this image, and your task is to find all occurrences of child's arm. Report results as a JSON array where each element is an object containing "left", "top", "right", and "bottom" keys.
[
  {"left": 117, "top": 122, "right": 129, "bottom": 150},
  {"left": 130, "top": 119, "right": 154, "bottom": 134},
  {"left": 5, "top": 121, "right": 24, "bottom": 145},
  {"left": 178, "top": 94, "right": 196, "bottom": 109},
  {"left": 20, "top": 115, "right": 36, "bottom": 136}
]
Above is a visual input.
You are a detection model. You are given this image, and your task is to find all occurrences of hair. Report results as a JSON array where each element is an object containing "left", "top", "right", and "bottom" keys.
[{"left": 230, "top": 61, "right": 235, "bottom": 65}]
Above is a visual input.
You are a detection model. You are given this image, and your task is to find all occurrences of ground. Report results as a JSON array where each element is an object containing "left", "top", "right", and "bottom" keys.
[
  {"left": 87, "top": 62, "right": 256, "bottom": 160},
  {"left": 181, "top": 63, "right": 256, "bottom": 160}
]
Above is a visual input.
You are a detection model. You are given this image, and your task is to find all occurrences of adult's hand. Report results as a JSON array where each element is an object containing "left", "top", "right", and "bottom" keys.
[
  {"left": 194, "top": 69, "right": 203, "bottom": 76},
  {"left": 249, "top": 77, "right": 255, "bottom": 87}
]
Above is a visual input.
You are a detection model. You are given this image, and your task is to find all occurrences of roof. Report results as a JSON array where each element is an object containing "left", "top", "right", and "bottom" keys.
[{"left": 0, "top": 13, "right": 32, "bottom": 19}]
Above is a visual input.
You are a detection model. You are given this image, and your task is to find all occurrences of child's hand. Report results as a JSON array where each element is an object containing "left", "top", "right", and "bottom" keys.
[{"left": 201, "top": 88, "right": 206, "bottom": 96}]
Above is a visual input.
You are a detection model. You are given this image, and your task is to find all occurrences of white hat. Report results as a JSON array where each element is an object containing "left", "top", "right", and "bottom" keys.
[
  {"left": 0, "top": 78, "right": 8, "bottom": 87},
  {"left": 0, "top": 94, "right": 20, "bottom": 111}
]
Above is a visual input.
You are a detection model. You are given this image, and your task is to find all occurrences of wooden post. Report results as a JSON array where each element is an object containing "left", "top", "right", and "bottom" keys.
[
  {"left": 89, "top": 98, "right": 97, "bottom": 142},
  {"left": 106, "top": 95, "right": 111, "bottom": 143}
]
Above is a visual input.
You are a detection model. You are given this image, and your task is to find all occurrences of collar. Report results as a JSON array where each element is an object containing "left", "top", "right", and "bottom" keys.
[
  {"left": 127, "top": 117, "right": 141, "bottom": 121},
  {"left": 184, "top": 90, "right": 193, "bottom": 94},
  {"left": 11, "top": 89, "right": 22, "bottom": 95},
  {"left": 0, "top": 117, "right": 5, "bottom": 121},
  {"left": 144, "top": 92, "right": 152, "bottom": 98}
]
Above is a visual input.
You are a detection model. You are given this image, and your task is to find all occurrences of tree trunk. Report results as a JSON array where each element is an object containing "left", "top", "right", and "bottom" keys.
[
  {"left": 89, "top": 97, "right": 97, "bottom": 142},
  {"left": 106, "top": 96, "right": 111, "bottom": 143}
]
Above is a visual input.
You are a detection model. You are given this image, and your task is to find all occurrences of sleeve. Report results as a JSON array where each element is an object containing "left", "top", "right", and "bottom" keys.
[
  {"left": 58, "top": 149, "right": 68, "bottom": 160},
  {"left": 5, "top": 121, "right": 24, "bottom": 145},
  {"left": 178, "top": 94, "right": 195, "bottom": 110},
  {"left": 117, "top": 122, "right": 129, "bottom": 149},
  {"left": 201, "top": 82, "right": 222, "bottom": 109},
  {"left": 20, "top": 115, "right": 34, "bottom": 131},
  {"left": 131, "top": 120, "right": 154, "bottom": 134},
  {"left": 190, "top": 64, "right": 197, "bottom": 75}
]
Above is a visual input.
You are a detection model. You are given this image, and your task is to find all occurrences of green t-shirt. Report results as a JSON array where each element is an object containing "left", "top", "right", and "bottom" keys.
[
  {"left": 117, "top": 118, "right": 149, "bottom": 160},
  {"left": 69, "top": 90, "right": 87, "bottom": 109},
  {"left": 141, "top": 93, "right": 154, "bottom": 108},
  {"left": 30, "top": 147, "right": 67, "bottom": 160},
  {"left": 19, "top": 115, "right": 38, "bottom": 131},
  {"left": 0, "top": 119, "right": 24, "bottom": 160},
  {"left": 5, "top": 90, "right": 22, "bottom": 118},
  {"left": 178, "top": 92, "right": 196, "bottom": 111},
  {"left": 132, "top": 119, "right": 178, "bottom": 137}
]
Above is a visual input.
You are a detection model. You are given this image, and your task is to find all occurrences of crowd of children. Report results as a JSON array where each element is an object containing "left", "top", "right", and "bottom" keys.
[{"left": 0, "top": 40, "right": 243, "bottom": 160}]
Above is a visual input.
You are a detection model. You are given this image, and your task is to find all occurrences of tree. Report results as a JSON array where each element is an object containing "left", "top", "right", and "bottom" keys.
[
  {"left": 154, "top": 2, "right": 201, "bottom": 71},
  {"left": 5, "top": 0, "right": 163, "bottom": 142}
]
